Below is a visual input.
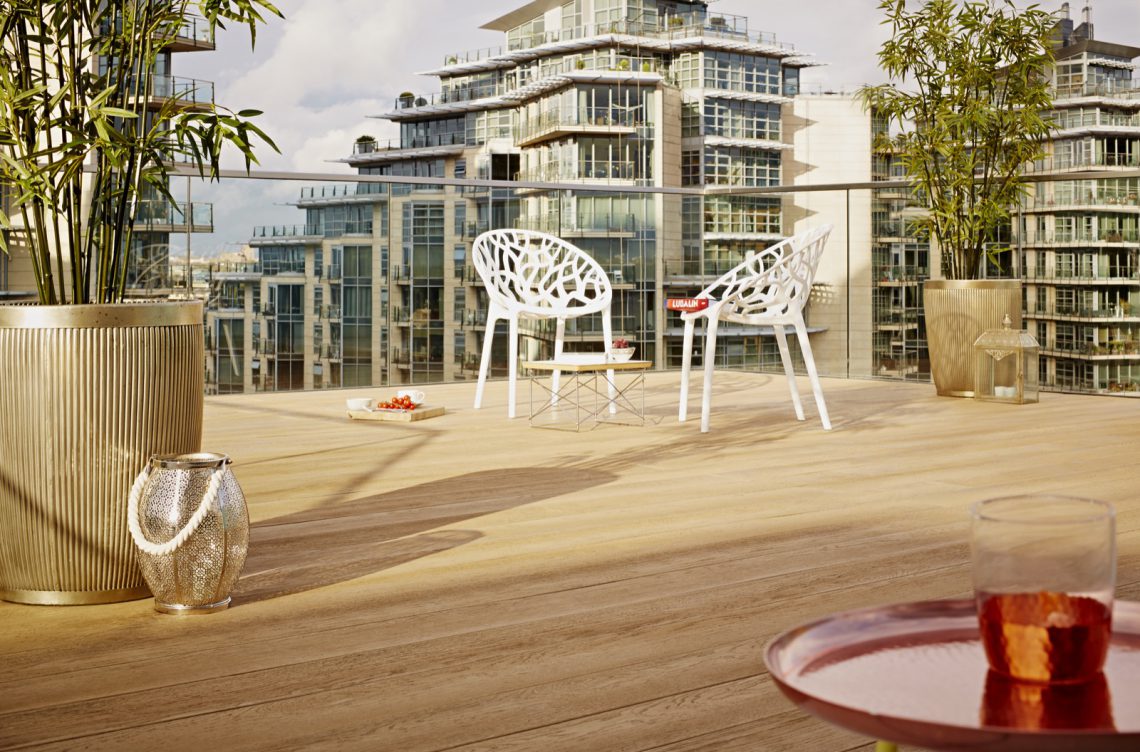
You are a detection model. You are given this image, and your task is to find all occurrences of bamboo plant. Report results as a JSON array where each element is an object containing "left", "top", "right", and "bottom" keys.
[
  {"left": 0, "top": 0, "right": 281, "bottom": 304},
  {"left": 860, "top": 0, "right": 1056, "bottom": 280}
]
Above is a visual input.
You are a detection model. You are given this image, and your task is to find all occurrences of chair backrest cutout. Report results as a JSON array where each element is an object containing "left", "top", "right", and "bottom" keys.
[{"left": 472, "top": 230, "right": 612, "bottom": 315}]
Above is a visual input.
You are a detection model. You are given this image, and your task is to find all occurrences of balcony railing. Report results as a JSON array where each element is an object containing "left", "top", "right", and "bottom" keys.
[
  {"left": 440, "top": 14, "right": 788, "bottom": 67},
  {"left": 516, "top": 106, "right": 642, "bottom": 144},
  {"left": 517, "top": 161, "right": 638, "bottom": 183},
  {"left": 251, "top": 224, "right": 321, "bottom": 239},
  {"left": 397, "top": 52, "right": 668, "bottom": 112},
  {"left": 299, "top": 183, "right": 389, "bottom": 199},
  {"left": 515, "top": 212, "right": 637, "bottom": 235},
  {"left": 1021, "top": 193, "right": 1140, "bottom": 211},
  {"left": 135, "top": 200, "right": 212, "bottom": 230},
  {"left": 352, "top": 134, "right": 466, "bottom": 154},
  {"left": 1047, "top": 110, "right": 1140, "bottom": 131},
  {"left": 149, "top": 75, "right": 214, "bottom": 106},
  {"left": 1054, "top": 82, "right": 1140, "bottom": 101},
  {"left": 1026, "top": 228, "right": 1140, "bottom": 244},
  {"left": 874, "top": 265, "right": 924, "bottom": 283},
  {"left": 1030, "top": 153, "right": 1140, "bottom": 173},
  {"left": 174, "top": 14, "right": 214, "bottom": 47}
]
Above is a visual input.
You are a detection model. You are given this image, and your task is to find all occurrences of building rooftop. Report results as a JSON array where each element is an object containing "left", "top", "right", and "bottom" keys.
[{"left": 3, "top": 373, "right": 1137, "bottom": 749}]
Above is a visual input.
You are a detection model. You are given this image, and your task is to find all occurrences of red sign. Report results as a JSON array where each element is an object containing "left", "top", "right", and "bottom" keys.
[{"left": 666, "top": 298, "right": 711, "bottom": 312}]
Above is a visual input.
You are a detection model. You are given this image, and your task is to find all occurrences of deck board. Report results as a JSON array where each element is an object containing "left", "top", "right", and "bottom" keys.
[{"left": 2, "top": 373, "right": 1138, "bottom": 751}]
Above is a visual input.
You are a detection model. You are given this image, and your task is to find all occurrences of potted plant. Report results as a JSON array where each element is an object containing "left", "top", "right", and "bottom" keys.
[
  {"left": 355, "top": 134, "right": 377, "bottom": 154},
  {"left": 398, "top": 91, "right": 415, "bottom": 108},
  {"left": 0, "top": 0, "right": 280, "bottom": 605},
  {"left": 859, "top": 0, "right": 1055, "bottom": 396}
]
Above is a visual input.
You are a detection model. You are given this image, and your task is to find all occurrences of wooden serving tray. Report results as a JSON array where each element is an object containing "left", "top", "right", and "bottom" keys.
[{"left": 347, "top": 405, "right": 445, "bottom": 423}]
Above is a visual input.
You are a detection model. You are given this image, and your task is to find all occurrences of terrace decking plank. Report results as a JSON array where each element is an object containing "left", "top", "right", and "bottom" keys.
[{"left": 1, "top": 373, "right": 1137, "bottom": 752}]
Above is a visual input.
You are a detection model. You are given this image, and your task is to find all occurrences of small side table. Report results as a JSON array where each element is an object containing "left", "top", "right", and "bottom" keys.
[
  {"left": 523, "top": 355, "right": 652, "bottom": 431},
  {"left": 765, "top": 599, "right": 1140, "bottom": 751}
]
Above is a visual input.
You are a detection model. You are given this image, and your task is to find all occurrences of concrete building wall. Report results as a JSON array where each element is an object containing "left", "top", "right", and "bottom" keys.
[{"left": 790, "top": 94, "right": 875, "bottom": 379}]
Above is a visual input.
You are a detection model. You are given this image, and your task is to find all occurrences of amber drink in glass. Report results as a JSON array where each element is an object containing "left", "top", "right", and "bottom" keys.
[{"left": 970, "top": 495, "right": 1115, "bottom": 684}]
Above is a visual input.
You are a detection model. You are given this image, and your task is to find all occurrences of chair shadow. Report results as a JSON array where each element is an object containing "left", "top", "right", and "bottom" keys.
[{"left": 232, "top": 466, "right": 614, "bottom": 605}]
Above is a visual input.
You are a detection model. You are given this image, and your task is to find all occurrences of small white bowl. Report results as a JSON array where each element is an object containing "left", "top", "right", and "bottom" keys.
[
  {"left": 608, "top": 347, "right": 635, "bottom": 362},
  {"left": 346, "top": 397, "right": 373, "bottom": 411}
]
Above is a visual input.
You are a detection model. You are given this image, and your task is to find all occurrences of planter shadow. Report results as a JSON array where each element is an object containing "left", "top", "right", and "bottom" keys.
[{"left": 232, "top": 466, "right": 614, "bottom": 604}]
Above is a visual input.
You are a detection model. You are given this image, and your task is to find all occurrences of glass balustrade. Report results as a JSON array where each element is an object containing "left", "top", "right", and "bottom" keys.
[{"left": 66, "top": 165, "right": 1131, "bottom": 398}]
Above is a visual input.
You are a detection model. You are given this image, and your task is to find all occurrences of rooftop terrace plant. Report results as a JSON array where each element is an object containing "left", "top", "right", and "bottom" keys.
[
  {"left": 0, "top": 0, "right": 281, "bottom": 304},
  {"left": 859, "top": 0, "right": 1056, "bottom": 279}
]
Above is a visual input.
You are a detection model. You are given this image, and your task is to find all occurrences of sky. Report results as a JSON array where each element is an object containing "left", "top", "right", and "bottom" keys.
[{"left": 172, "top": 0, "right": 1140, "bottom": 257}]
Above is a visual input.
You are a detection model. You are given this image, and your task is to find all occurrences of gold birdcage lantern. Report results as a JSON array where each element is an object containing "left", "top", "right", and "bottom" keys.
[{"left": 973, "top": 314, "right": 1040, "bottom": 404}]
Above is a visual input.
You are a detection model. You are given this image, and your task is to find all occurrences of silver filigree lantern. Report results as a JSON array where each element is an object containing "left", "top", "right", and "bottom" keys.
[
  {"left": 973, "top": 314, "right": 1040, "bottom": 404},
  {"left": 128, "top": 453, "right": 249, "bottom": 614}
]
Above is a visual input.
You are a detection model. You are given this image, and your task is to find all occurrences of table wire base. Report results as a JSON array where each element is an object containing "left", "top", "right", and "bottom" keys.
[{"left": 528, "top": 369, "right": 647, "bottom": 431}]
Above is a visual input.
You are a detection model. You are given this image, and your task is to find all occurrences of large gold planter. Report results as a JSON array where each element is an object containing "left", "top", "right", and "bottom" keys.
[
  {"left": 924, "top": 280, "right": 1022, "bottom": 397},
  {"left": 0, "top": 302, "right": 204, "bottom": 604}
]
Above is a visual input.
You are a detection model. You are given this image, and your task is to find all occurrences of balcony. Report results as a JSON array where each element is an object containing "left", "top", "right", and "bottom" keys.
[
  {"left": 169, "top": 14, "right": 215, "bottom": 52},
  {"left": 3, "top": 373, "right": 1137, "bottom": 750},
  {"left": 516, "top": 160, "right": 640, "bottom": 185},
  {"left": 1023, "top": 228, "right": 1140, "bottom": 246},
  {"left": 133, "top": 200, "right": 213, "bottom": 233},
  {"left": 250, "top": 224, "right": 322, "bottom": 244},
  {"left": 298, "top": 183, "right": 389, "bottom": 203},
  {"left": 145, "top": 75, "right": 214, "bottom": 111},
  {"left": 515, "top": 212, "right": 638, "bottom": 238},
  {"left": 1030, "top": 152, "right": 1140, "bottom": 174},
  {"left": 1053, "top": 81, "right": 1140, "bottom": 103},
  {"left": 1020, "top": 193, "right": 1140, "bottom": 212},
  {"left": 873, "top": 264, "right": 924, "bottom": 285},
  {"left": 437, "top": 14, "right": 791, "bottom": 71},
  {"left": 515, "top": 107, "right": 641, "bottom": 148},
  {"left": 1041, "top": 340, "right": 1140, "bottom": 358}
]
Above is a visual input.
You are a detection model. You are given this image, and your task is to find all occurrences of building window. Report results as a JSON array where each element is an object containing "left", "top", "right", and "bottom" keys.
[
  {"left": 704, "top": 196, "right": 781, "bottom": 234},
  {"left": 681, "top": 150, "right": 701, "bottom": 185},
  {"left": 454, "top": 287, "right": 466, "bottom": 323},
  {"left": 703, "top": 51, "right": 780, "bottom": 95},
  {"left": 703, "top": 146, "right": 780, "bottom": 187},
  {"left": 214, "top": 319, "right": 245, "bottom": 394},
  {"left": 704, "top": 99, "right": 780, "bottom": 141}
]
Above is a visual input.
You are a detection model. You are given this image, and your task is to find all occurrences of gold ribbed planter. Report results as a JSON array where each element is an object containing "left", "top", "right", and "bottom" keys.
[
  {"left": 0, "top": 302, "right": 204, "bottom": 605},
  {"left": 924, "top": 280, "right": 1022, "bottom": 397}
]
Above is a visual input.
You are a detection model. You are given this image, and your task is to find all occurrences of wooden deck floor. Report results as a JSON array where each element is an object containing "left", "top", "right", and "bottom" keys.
[{"left": 2, "top": 373, "right": 1138, "bottom": 751}]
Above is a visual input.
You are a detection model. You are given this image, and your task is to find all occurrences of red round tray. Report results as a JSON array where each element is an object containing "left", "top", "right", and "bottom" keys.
[{"left": 765, "top": 599, "right": 1140, "bottom": 751}]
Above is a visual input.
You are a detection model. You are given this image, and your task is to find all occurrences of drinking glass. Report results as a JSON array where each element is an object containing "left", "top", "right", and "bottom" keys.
[{"left": 970, "top": 495, "right": 1116, "bottom": 684}]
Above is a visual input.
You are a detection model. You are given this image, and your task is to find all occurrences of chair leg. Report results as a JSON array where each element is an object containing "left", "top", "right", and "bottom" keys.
[
  {"left": 700, "top": 316, "right": 720, "bottom": 433},
  {"left": 602, "top": 306, "right": 616, "bottom": 414},
  {"left": 679, "top": 319, "right": 695, "bottom": 422},
  {"left": 794, "top": 317, "right": 832, "bottom": 430},
  {"left": 474, "top": 311, "right": 498, "bottom": 409},
  {"left": 508, "top": 316, "right": 520, "bottom": 419},
  {"left": 773, "top": 324, "right": 805, "bottom": 421},
  {"left": 552, "top": 318, "right": 566, "bottom": 407}
]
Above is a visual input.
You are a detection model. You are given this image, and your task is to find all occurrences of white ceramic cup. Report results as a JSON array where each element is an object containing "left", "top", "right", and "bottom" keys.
[
  {"left": 398, "top": 389, "right": 425, "bottom": 404},
  {"left": 346, "top": 397, "right": 373, "bottom": 411}
]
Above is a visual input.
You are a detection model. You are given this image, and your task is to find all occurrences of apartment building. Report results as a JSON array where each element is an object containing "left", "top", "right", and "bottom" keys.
[
  {"left": 1021, "top": 4, "right": 1140, "bottom": 395},
  {"left": 785, "top": 5, "right": 1140, "bottom": 395},
  {"left": 0, "top": 12, "right": 217, "bottom": 300},
  {"left": 206, "top": 0, "right": 820, "bottom": 394}
]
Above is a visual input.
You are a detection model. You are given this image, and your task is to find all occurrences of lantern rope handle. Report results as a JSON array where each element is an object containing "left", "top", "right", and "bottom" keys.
[{"left": 127, "top": 465, "right": 224, "bottom": 557}]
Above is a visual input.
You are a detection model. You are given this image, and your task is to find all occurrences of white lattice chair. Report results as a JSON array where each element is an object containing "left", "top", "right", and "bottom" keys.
[
  {"left": 472, "top": 229, "right": 615, "bottom": 418},
  {"left": 678, "top": 224, "right": 834, "bottom": 433}
]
